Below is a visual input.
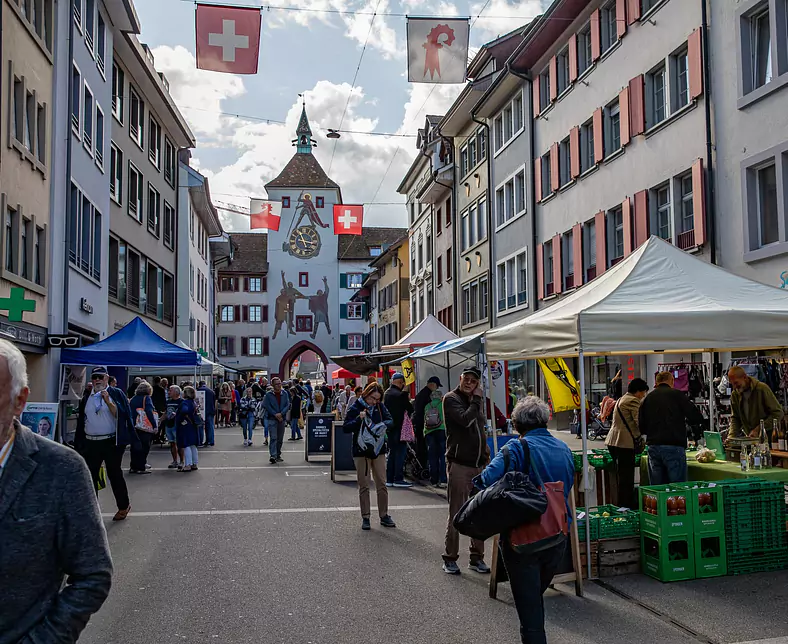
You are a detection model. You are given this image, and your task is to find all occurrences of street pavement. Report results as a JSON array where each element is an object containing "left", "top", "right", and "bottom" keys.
[{"left": 80, "top": 427, "right": 788, "bottom": 644}]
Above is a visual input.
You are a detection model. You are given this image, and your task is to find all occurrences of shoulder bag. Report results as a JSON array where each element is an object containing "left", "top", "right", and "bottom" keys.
[
  {"left": 400, "top": 413, "right": 416, "bottom": 443},
  {"left": 135, "top": 395, "right": 159, "bottom": 433},
  {"left": 616, "top": 400, "right": 645, "bottom": 454}
]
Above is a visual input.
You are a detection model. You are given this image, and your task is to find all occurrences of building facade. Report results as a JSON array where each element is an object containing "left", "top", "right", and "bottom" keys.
[
  {"left": 367, "top": 235, "right": 410, "bottom": 348},
  {"left": 0, "top": 0, "right": 56, "bottom": 397},
  {"left": 178, "top": 160, "right": 222, "bottom": 356},
  {"left": 107, "top": 36, "right": 194, "bottom": 338}
]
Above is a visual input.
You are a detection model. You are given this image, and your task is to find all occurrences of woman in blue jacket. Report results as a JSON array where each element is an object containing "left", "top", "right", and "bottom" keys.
[
  {"left": 176, "top": 386, "right": 201, "bottom": 472},
  {"left": 476, "top": 396, "right": 574, "bottom": 644},
  {"left": 343, "top": 382, "right": 396, "bottom": 531},
  {"left": 129, "top": 380, "right": 158, "bottom": 474}
]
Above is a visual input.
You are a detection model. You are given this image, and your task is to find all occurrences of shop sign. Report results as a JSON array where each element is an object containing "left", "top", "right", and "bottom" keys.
[
  {"left": 80, "top": 298, "right": 94, "bottom": 314},
  {"left": 0, "top": 320, "right": 46, "bottom": 348}
]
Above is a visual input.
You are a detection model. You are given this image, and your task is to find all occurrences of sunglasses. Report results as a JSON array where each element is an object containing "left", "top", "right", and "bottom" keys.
[
  {"left": 49, "top": 336, "right": 80, "bottom": 347},
  {"left": 91, "top": 374, "right": 107, "bottom": 381}
]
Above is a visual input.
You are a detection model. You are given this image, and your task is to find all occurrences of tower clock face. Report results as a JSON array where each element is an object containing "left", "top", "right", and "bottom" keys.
[{"left": 287, "top": 225, "right": 321, "bottom": 259}]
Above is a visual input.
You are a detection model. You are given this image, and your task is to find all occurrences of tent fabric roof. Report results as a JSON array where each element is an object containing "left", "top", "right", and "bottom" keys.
[
  {"left": 406, "top": 334, "right": 484, "bottom": 360},
  {"left": 485, "top": 236, "right": 788, "bottom": 360},
  {"left": 387, "top": 314, "right": 458, "bottom": 348},
  {"left": 61, "top": 317, "right": 201, "bottom": 367},
  {"left": 330, "top": 350, "right": 409, "bottom": 375}
]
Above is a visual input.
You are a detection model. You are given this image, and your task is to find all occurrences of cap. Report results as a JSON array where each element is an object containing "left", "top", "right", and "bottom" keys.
[
  {"left": 461, "top": 366, "right": 482, "bottom": 380},
  {"left": 427, "top": 376, "right": 443, "bottom": 387},
  {"left": 391, "top": 372, "right": 406, "bottom": 381},
  {"left": 91, "top": 366, "right": 108, "bottom": 376}
]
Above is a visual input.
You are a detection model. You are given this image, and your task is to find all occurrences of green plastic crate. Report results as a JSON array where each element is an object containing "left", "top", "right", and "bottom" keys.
[
  {"left": 641, "top": 531, "right": 695, "bottom": 582},
  {"left": 694, "top": 532, "right": 727, "bottom": 578},
  {"left": 639, "top": 484, "right": 694, "bottom": 536},
  {"left": 577, "top": 505, "right": 640, "bottom": 541},
  {"left": 673, "top": 483, "right": 725, "bottom": 533},
  {"left": 728, "top": 550, "right": 788, "bottom": 575},
  {"left": 572, "top": 450, "right": 613, "bottom": 472}
]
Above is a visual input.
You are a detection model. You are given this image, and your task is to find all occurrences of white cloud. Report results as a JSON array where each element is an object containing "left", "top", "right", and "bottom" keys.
[
  {"left": 399, "top": 82, "right": 464, "bottom": 134},
  {"left": 469, "top": 0, "right": 545, "bottom": 40}
]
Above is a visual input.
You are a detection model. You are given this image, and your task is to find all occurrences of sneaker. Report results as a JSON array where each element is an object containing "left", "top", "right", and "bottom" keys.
[
  {"left": 247, "top": 441, "right": 252, "bottom": 447},
  {"left": 167, "top": 461, "right": 179, "bottom": 469},
  {"left": 243, "top": 440, "right": 249, "bottom": 446},
  {"left": 385, "top": 482, "right": 394, "bottom": 487},
  {"left": 287, "top": 437, "right": 296, "bottom": 441},
  {"left": 276, "top": 457, "right": 284, "bottom": 462},
  {"left": 264, "top": 440, "right": 269, "bottom": 446},
  {"left": 380, "top": 515, "right": 396, "bottom": 528},
  {"left": 145, "top": 463, "right": 152, "bottom": 470},
  {"left": 442, "top": 561, "right": 461, "bottom": 575},
  {"left": 437, "top": 482, "right": 448, "bottom": 489},
  {"left": 393, "top": 481, "right": 413, "bottom": 488},
  {"left": 269, "top": 457, "right": 277, "bottom": 464},
  {"left": 469, "top": 560, "right": 491, "bottom": 574},
  {"left": 361, "top": 518, "right": 371, "bottom": 531}
]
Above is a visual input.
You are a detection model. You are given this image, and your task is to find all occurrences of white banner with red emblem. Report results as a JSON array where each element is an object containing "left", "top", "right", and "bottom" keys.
[{"left": 406, "top": 17, "right": 470, "bottom": 84}]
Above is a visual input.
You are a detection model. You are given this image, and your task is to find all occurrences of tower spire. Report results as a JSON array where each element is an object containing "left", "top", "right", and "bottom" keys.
[{"left": 293, "top": 98, "right": 316, "bottom": 154}]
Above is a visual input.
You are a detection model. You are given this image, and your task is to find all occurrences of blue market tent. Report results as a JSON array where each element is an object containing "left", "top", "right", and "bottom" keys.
[{"left": 60, "top": 317, "right": 201, "bottom": 368}]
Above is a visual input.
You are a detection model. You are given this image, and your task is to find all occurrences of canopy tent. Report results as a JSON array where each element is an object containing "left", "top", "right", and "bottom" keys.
[
  {"left": 485, "top": 236, "right": 788, "bottom": 359},
  {"left": 127, "top": 342, "right": 223, "bottom": 377},
  {"left": 330, "top": 350, "right": 410, "bottom": 376},
  {"left": 383, "top": 314, "right": 457, "bottom": 350},
  {"left": 60, "top": 317, "right": 201, "bottom": 367},
  {"left": 331, "top": 367, "right": 359, "bottom": 380}
]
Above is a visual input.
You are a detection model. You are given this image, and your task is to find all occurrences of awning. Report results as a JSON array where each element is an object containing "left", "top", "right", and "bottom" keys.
[
  {"left": 332, "top": 368, "right": 359, "bottom": 380},
  {"left": 330, "top": 350, "right": 410, "bottom": 375}
]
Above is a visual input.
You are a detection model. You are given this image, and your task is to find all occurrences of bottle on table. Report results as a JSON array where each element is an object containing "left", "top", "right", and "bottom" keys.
[
  {"left": 753, "top": 445, "right": 762, "bottom": 470},
  {"left": 772, "top": 420, "right": 779, "bottom": 449},
  {"left": 779, "top": 421, "right": 787, "bottom": 452},
  {"left": 741, "top": 446, "right": 749, "bottom": 472},
  {"left": 760, "top": 420, "right": 767, "bottom": 444},
  {"left": 764, "top": 442, "right": 772, "bottom": 469}
]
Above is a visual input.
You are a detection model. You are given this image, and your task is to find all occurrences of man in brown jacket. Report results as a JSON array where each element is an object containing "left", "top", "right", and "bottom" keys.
[
  {"left": 728, "top": 366, "right": 784, "bottom": 438},
  {"left": 441, "top": 366, "right": 491, "bottom": 575}
]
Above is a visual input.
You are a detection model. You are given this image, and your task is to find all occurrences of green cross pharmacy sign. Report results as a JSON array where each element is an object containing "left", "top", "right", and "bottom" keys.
[{"left": 0, "top": 288, "right": 36, "bottom": 322}]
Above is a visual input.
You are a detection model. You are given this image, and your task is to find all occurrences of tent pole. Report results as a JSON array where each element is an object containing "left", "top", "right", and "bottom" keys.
[
  {"left": 578, "top": 349, "right": 592, "bottom": 580},
  {"left": 481, "top": 338, "right": 497, "bottom": 453},
  {"left": 707, "top": 351, "right": 715, "bottom": 435}
]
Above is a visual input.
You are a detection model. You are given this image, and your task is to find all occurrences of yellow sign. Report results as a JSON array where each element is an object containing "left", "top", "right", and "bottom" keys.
[
  {"left": 400, "top": 359, "right": 416, "bottom": 385},
  {"left": 538, "top": 358, "right": 582, "bottom": 412}
]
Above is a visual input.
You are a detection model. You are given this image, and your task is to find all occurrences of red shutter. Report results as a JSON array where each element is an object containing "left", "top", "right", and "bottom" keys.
[
  {"left": 569, "top": 126, "right": 580, "bottom": 178},
  {"left": 242, "top": 305, "right": 248, "bottom": 322},
  {"left": 262, "top": 305, "right": 269, "bottom": 322},
  {"left": 263, "top": 337, "right": 269, "bottom": 356},
  {"left": 692, "top": 158, "right": 706, "bottom": 246},
  {"left": 534, "top": 157, "right": 542, "bottom": 202},
  {"left": 550, "top": 143, "right": 560, "bottom": 192},
  {"left": 627, "top": 0, "right": 640, "bottom": 24},
  {"left": 595, "top": 211, "right": 607, "bottom": 274},
  {"left": 593, "top": 108, "right": 604, "bottom": 163},
  {"left": 572, "top": 223, "right": 583, "bottom": 285},
  {"left": 622, "top": 197, "right": 633, "bottom": 256},
  {"left": 616, "top": 0, "right": 627, "bottom": 38},
  {"left": 241, "top": 337, "right": 248, "bottom": 356},
  {"left": 533, "top": 78, "right": 541, "bottom": 118},
  {"left": 234, "top": 304, "right": 241, "bottom": 322},
  {"left": 619, "top": 85, "right": 631, "bottom": 146},
  {"left": 568, "top": 34, "right": 578, "bottom": 82},
  {"left": 536, "top": 243, "right": 544, "bottom": 300},
  {"left": 228, "top": 337, "right": 235, "bottom": 356},
  {"left": 549, "top": 56, "right": 558, "bottom": 101},
  {"left": 243, "top": 277, "right": 250, "bottom": 291},
  {"left": 590, "top": 9, "right": 601, "bottom": 61},
  {"left": 688, "top": 28, "right": 703, "bottom": 100},
  {"left": 634, "top": 189, "right": 649, "bottom": 248},
  {"left": 553, "top": 234, "right": 562, "bottom": 295},
  {"left": 628, "top": 75, "right": 645, "bottom": 136}
]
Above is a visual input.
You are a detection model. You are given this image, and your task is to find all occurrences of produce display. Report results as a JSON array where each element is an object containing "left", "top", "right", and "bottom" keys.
[{"left": 695, "top": 447, "right": 717, "bottom": 463}]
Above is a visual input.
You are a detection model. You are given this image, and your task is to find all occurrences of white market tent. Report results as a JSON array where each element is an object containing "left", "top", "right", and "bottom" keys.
[{"left": 384, "top": 314, "right": 458, "bottom": 349}]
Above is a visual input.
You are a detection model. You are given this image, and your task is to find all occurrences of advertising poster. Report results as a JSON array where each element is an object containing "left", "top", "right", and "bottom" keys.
[
  {"left": 21, "top": 402, "right": 59, "bottom": 440},
  {"left": 59, "top": 366, "right": 87, "bottom": 401},
  {"left": 195, "top": 390, "right": 206, "bottom": 419}
]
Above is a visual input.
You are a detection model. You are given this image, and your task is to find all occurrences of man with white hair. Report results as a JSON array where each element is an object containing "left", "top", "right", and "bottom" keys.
[{"left": 0, "top": 339, "right": 112, "bottom": 641}]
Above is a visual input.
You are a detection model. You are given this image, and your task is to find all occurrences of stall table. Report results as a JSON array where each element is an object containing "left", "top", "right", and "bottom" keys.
[{"left": 640, "top": 451, "right": 788, "bottom": 485}]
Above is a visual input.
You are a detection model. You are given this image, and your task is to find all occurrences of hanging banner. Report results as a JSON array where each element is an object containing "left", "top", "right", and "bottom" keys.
[
  {"left": 538, "top": 358, "right": 582, "bottom": 412},
  {"left": 406, "top": 17, "right": 470, "bottom": 84},
  {"left": 401, "top": 358, "right": 416, "bottom": 385},
  {"left": 195, "top": 3, "right": 261, "bottom": 74},
  {"left": 21, "top": 402, "right": 59, "bottom": 440},
  {"left": 59, "top": 365, "right": 86, "bottom": 401},
  {"left": 250, "top": 199, "right": 282, "bottom": 231},
  {"left": 333, "top": 204, "right": 363, "bottom": 235}
]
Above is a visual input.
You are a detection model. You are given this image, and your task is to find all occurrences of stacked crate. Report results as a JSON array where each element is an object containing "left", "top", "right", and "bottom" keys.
[{"left": 639, "top": 485, "right": 697, "bottom": 582}]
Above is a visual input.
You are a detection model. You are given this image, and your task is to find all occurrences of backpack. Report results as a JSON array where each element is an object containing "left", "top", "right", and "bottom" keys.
[{"left": 425, "top": 404, "right": 442, "bottom": 429}]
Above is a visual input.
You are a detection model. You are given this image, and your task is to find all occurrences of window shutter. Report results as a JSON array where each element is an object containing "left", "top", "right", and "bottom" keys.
[
  {"left": 550, "top": 143, "right": 559, "bottom": 192},
  {"left": 595, "top": 211, "right": 607, "bottom": 274},
  {"left": 627, "top": 0, "right": 640, "bottom": 24},
  {"left": 340, "top": 334, "right": 348, "bottom": 350},
  {"left": 688, "top": 28, "right": 703, "bottom": 100},
  {"left": 262, "top": 305, "right": 269, "bottom": 322},
  {"left": 241, "top": 337, "right": 248, "bottom": 356},
  {"left": 262, "top": 276, "right": 267, "bottom": 292},
  {"left": 634, "top": 190, "right": 649, "bottom": 248},
  {"left": 233, "top": 277, "right": 239, "bottom": 291},
  {"left": 361, "top": 303, "right": 367, "bottom": 319},
  {"left": 340, "top": 303, "right": 348, "bottom": 319},
  {"left": 553, "top": 234, "right": 562, "bottom": 295},
  {"left": 339, "top": 273, "right": 347, "bottom": 288},
  {"left": 590, "top": 9, "right": 601, "bottom": 61},
  {"left": 536, "top": 243, "right": 544, "bottom": 300},
  {"left": 569, "top": 126, "right": 580, "bottom": 178},
  {"left": 616, "top": 0, "right": 627, "bottom": 38},
  {"left": 243, "top": 277, "right": 249, "bottom": 291},
  {"left": 628, "top": 75, "right": 645, "bottom": 136},
  {"left": 533, "top": 78, "right": 541, "bottom": 118},
  {"left": 622, "top": 197, "right": 633, "bottom": 256},
  {"left": 534, "top": 158, "right": 542, "bottom": 202},
  {"left": 263, "top": 337, "right": 269, "bottom": 356},
  {"left": 692, "top": 158, "right": 706, "bottom": 246},
  {"left": 549, "top": 56, "right": 558, "bottom": 101},
  {"left": 619, "top": 85, "right": 630, "bottom": 146},
  {"left": 242, "top": 305, "right": 248, "bottom": 322},
  {"left": 568, "top": 34, "right": 578, "bottom": 82},
  {"left": 572, "top": 223, "right": 583, "bottom": 285},
  {"left": 234, "top": 304, "right": 241, "bottom": 322},
  {"left": 593, "top": 108, "right": 604, "bottom": 163},
  {"left": 228, "top": 337, "right": 235, "bottom": 356}
]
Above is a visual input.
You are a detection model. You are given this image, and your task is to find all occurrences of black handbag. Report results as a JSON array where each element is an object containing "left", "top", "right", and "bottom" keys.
[
  {"left": 452, "top": 439, "right": 548, "bottom": 541},
  {"left": 616, "top": 401, "right": 644, "bottom": 454}
]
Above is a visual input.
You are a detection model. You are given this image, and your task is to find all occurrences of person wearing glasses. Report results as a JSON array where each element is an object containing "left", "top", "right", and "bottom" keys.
[{"left": 74, "top": 366, "right": 139, "bottom": 521}]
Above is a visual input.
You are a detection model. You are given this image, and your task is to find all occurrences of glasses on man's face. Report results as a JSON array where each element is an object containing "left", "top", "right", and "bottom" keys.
[{"left": 91, "top": 375, "right": 106, "bottom": 382}]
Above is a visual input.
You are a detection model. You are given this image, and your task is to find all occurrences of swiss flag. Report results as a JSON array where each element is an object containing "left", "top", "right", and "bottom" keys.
[
  {"left": 250, "top": 199, "right": 282, "bottom": 231},
  {"left": 333, "top": 204, "right": 364, "bottom": 235},
  {"left": 195, "top": 4, "right": 261, "bottom": 75}
]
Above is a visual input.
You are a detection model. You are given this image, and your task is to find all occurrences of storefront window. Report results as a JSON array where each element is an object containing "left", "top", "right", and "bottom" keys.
[{"left": 508, "top": 360, "right": 538, "bottom": 408}]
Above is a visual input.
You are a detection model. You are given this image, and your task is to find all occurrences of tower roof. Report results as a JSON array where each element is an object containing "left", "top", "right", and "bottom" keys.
[
  {"left": 293, "top": 103, "right": 317, "bottom": 154},
  {"left": 296, "top": 105, "right": 312, "bottom": 137},
  {"left": 264, "top": 153, "right": 340, "bottom": 190}
]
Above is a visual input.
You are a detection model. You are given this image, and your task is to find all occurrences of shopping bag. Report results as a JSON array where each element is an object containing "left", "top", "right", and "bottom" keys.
[
  {"left": 509, "top": 479, "right": 568, "bottom": 555},
  {"left": 401, "top": 414, "right": 416, "bottom": 442},
  {"left": 97, "top": 465, "right": 107, "bottom": 491}
]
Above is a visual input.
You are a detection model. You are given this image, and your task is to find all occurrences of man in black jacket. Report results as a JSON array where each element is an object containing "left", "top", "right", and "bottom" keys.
[
  {"left": 384, "top": 373, "right": 414, "bottom": 487},
  {"left": 639, "top": 371, "right": 705, "bottom": 485},
  {"left": 412, "top": 376, "right": 442, "bottom": 474},
  {"left": 441, "top": 366, "right": 490, "bottom": 575}
]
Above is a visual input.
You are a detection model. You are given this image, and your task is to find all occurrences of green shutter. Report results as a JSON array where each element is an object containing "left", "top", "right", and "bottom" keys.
[
  {"left": 339, "top": 303, "right": 348, "bottom": 319},
  {"left": 360, "top": 303, "right": 367, "bottom": 319},
  {"left": 340, "top": 334, "right": 348, "bottom": 350},
  {"left": 339, "top": 273, "right": 348, "bottom": 288}
]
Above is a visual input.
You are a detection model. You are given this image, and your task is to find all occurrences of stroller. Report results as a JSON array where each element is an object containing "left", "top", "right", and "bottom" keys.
[
  {"left": 404, "top": 441, "right": 430, "bottom": 481},
  {"left": 587, "top": 405, "right": 611, "bottom": 441}
]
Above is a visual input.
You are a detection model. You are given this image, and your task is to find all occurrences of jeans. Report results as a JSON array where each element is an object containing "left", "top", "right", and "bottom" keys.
[
  {"left": 130, "top": 430, "right": 153, "bottom": 471},
  {"left": 290, "top": 417, "right": 302, "bottom": 439},
  {"left": 386, "top": 441, "right": 407, "bottom": 483},
  {"left": 500, "top": 539, "right": 566, "bottom": 644},
  {"left": 184, "top": 445, "right": 199, "bottom": 467},
  {"left": 608, "top": 445, "right": 636, "bottom": 509},
  {"left": 267, "top": 418, "right": 285, "bottom": 459},
  {"left": 241, "top": 415, "right": 255, "bottom": 441},
  {"left": 425, "top": 430, "right": 447, "bottom": 484},
  {"left": 204, "top": 416, "right": 215, "bottom": 445},
  {"left": 648, "top": 444, "right": 688, "bottom": 485}
]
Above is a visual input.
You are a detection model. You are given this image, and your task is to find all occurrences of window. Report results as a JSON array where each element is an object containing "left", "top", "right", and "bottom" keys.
[
  {"left": 493, "top": 116, "right": 503, "bottom": 153},
  {"left": 477, "top": 199, "right": 486, "bottom": 242},
  {"left": 610, "top": 206, "right": 624, "bottom": 262},
  {"left": 296, "top": 315, "right": 313, "bottom": 332},
  {"left": 601, "top": 0, "right": 618, "bottom": 53},
  {"left": 19, "top": 219, "right": 27, "bottom": 278},
  {"left": 497, "top": 251, "right": 527, "bottom": 312},
  {"left": 249, "top": 305, "right": 262, "bottom": 322},
  {"left": 642, "top": 0, "right": 661, "bottom": 12},
  {"left": 411, "top": 244, "right": 416, "bottom": 274},
  {"left": 578, "top": 23, "right": 594, "bottom": 75},
  {"left": 467, "top": 135, "right": 477, "bottom": 169},
  {"left": 220, "top": 305, "right": 234, "bottom": 322},
  {"left": 129, "top": 86, "right": 144, "bottom": 148},
  {"left": 445, "top": 196, "right": 452, "bottom": 226},
  {"left": 82, "top": 85, "right": 93, "bottom": 152},
  {"left": 559, "top": 138, "right": 571, "bottom": 187},
  {"left": 148, "top": 116, "right": 161, "bottom": 168},
  {"left": 96, "top": 13, "right": 105, "bottom": 74},
  {"left": 110, "top": 144, "right": 122, "bottom": 203},
  {"left": 437, "top": 256, "right": 443, "bottom": 285},
  {"left": 218, "top": 337, "right": 235, "bottom": 357},
  {"left": 585, "top": 219, "right": 597, "bottom": 278},
  {"left": 496, "top": 169, "right": 526, "bottom": 227},
  {"left": 12, "top": 77, "right": 23, "bottom": 143},
  {"left": 71, "top": 66, "right": 80, "bottom": 133},
  {"left": 461, "top": 210, "right": 469, "bottom": 251},
  {"left": 461, "top": 276, "right": 488, "bottom": 325},
  {"left": 671, "top": 48, "right": 690, "bottom": 111},
  {"left": 111, "top": 61, "right": 124, "bottom": 122},
  {"left": 68, "top": 183, "right": 101, "bottom": 280},
  {"left": 249, "top": 277, "right": 262, "bottom": 291},
  {"left": 369, "top": 245, "right": 382, "bottom": 256},
  {"left": 147, "top": 184, "right": 160, "bottom": 237},
  {"left": 163, "top": 201, "right": 175, "bottom": 249},
  {"left": 655, "top": 184, "right": 672, "bottom": 240},
  {"left": 679, "top": 173, "right": 694, "bottom": 234},
  {"left": 248, "top": 338, "right": 263, "bottom": 356},
  {"left": 479, "top": 277, "right": 488, "bottom": 321},
  {"left": 84, "top": 0, "right": 94, "bottom": 51},
  {"left": 646, "top": 64, "right": 667, "bottom": 128},
  {"left": 315, "top": 196, "right": 324, "bottom": 208},
  {"left": 5, "top": 208, "right": 16, "bottom": 273},
  {"left": 604, "top": 99, "right": 621, "bottom": 157},
  {"left": 164, "top": 138, "right": 175, "bottom": 187},
  {"left": 281, "top": 196, "right": 290, "bottom": 209},
  {"left": 503, "top": 103, "right": 513, "bottom": 142},
  {"left": 539, "top": 69, "right": 551, "bottom": 110},
  {"left": 95, "top": 106, "right": 104, "bottom": 168},
  {"left": 348, "top": 303, "right": 363, "bottom": 321},
  {"left": 556, "top": 47, "right": 570, "bottom": 95},
  {"left": 460, "top": 145, "right": 469, "bottom": 177},
  {"left": 418, "top": 235, "right": 424, "bottom": 269},
  {"left": 513, "top": 94, "right": 523, "bottom": 133},
  {"left": 298, "top": 272, "right": 308, "bottom": 288},
  {"left": 128, "top": 163, "right": 143, "bottom": 221},
  {"left": 446, "top": 248, "right": 452, "bottom": 280},
  {"left": 346, "top": 334, "right": 364, "bottom": 350},
  {"left": 541, "top": 153, "right": 551, "bottom": 197},
  {"left": 755, "top": 162, "right": 779, "bottom": 247},
  {"left": 34, "top": 225, "right": 44, "bottom": 285},
  {"left": 347, "top": 273, "right": 363, "bottom": 289},
  {"left": 495, "top": 92, "right": 524, "bottom": 150},
  {"left": 477, "top": 128, "right": 487, "bottom": 161},
  {"left": 747, "top": 5, "right": 773, "bottom": 91}
]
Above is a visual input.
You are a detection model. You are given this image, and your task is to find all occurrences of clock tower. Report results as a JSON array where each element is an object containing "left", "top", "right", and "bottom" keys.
[{"left": 264, "top": 104, "right": 343, "bottom": 379}]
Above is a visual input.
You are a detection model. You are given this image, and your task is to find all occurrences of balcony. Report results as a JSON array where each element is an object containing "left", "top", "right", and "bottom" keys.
[
  {"left": 565, "top": 273, "right": 575, "bottom": 290},
  {"left": 677, "top": 230, "right": 696, "bottom": 250},
  {"left": 586, "top": 266, "right": 597, "bottom": 282}
]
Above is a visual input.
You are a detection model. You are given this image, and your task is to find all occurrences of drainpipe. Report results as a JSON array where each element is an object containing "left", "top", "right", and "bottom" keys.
[
  {"left": 441, "top": 134, "right": 460, "bottom": 334},
  {"left": 700, "top": 0, "right": 717, "bottom": 265},
  {"left": 472, "top": 113, "right": 494, "bottom": 329},
  {"left": 62, "top": 0, "right": 75, "bottom": 335}
]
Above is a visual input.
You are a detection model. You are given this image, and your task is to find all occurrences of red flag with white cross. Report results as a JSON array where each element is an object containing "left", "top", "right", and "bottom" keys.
[
  {"left": 195, "top": 4, "right": 261, "bottom": 74},
  {"left": 333, "top": 204, "right": 363, "bottom": 235},
  {"left": 250, "top": 199, "right": 282, "bottom": 231}
]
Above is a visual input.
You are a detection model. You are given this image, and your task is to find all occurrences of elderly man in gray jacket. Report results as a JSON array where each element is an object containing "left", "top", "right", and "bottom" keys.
[{"left": 0, "top": 339, "right": 112, "bottom": 643}]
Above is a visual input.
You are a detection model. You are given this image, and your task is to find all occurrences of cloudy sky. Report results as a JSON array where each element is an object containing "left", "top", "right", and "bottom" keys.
[{"left": 134, "top": 0, "right": 546, "bottom": 230}]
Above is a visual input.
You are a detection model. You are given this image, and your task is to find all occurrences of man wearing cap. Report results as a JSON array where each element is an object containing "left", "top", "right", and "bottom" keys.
[
  {"left": 75, "top": 366, "right": 139, "bottom": 521},
  {"left": 441, "top": 366, "right": 491, "bottom": 575},
  {"left": 384, "top": 372, "right": 414, "bottom": 487},
  {"left": 412, "top": 375, "right": 443, "bottom": 478}
]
